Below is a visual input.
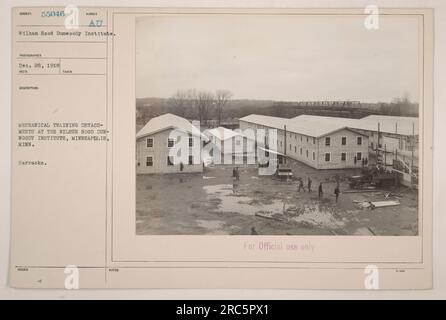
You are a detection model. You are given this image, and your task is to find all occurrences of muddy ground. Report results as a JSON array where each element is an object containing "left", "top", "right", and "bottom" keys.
[{"left": 136, "top": 160, "right": 418, "bottom": 236}]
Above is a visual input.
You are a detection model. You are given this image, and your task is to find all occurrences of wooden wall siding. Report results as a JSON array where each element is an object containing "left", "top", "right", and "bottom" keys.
[
  {"left": 136, "top": 129, "right": 203, "bottom": 174},
  {"left": 210, "top": 135, "right": 257, "bottom": 165},
  {"left": 315, "top": 129, "right": 368, "bottom": 169},
  {"left": 240, "top": 120, "right": 369, "bottom": 169}
]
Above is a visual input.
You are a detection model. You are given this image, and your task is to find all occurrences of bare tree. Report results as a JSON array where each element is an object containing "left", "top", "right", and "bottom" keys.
[
  {"left": 168, "top": 90, "right": 188, "bottom": 117},
  {"left": 196, "top": 91, "right": 215, "bottom": 125},
  {"left": 215, "top": 90, "right": 233, "bottom": 126},
  {"left": 391, "top": 92, "right": 411, "bottom": 116}
]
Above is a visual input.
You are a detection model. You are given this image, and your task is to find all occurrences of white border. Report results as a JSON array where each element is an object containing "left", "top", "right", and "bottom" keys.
[{"left": 1, "top": 0, "right": 445, "bottom": 299}]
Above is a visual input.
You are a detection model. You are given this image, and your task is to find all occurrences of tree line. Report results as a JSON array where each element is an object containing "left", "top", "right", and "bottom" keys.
[{"left": 168, "top": 89, "right": 233, "bottom": 125}]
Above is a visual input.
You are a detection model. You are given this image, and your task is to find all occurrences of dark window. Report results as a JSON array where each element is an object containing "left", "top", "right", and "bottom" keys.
[
  {"left": 313, "top": 152, "right": 315, "bottom": 160},
  {"left": 341, "top": 153, "right": 346, "bottom": 161},
  {"left": 341, "top": 137, "right": 346, "bottom": 145},
  {"left": 188, "top": 155, "right": 193, "bottom": 165},
  {"left": 289, "top": 144, "right": 292, "bottom": 151},
  {"left": 325, "top": 153, "right": 330, "bottom": 162},
  {"left": 306, "top": 137, "right": 309, "bottom": 143},
  {"left": 167, "top": 156, "right": 173, "bottom": 166},
  {"left": 146, "top": 138, "right": 153, "bottom": 148},
  {"left": 294, "top": 146, "right": 297, "bottom": 153},
  {"left": 167, "top": 138, "right": 174, "bottom": 148},
  {"left": 146, "top": 156, "right": 153, "bottom": 167},
  {"left": 313, "top": 137, "right": 316, "bottom": 144},
  {"left": 357, "top": 136, "right": 363, "bottom": 145},
  {"left": 300, "top": 148, "right": 302, "bottom": 155},
  {"left": 189, "top": 137, "right": 193, "bottom": 147},
  {"left": 306, "top": 150, "right": 309, "bottom": 158},
  {"left": 356, "top": 152, "right": 362, "bottom": 161},
  {"left": 325, "top": 137, "right": 331, "bottom": 146}
]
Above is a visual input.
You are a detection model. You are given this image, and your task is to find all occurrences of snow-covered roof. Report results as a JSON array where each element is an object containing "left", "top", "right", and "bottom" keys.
[
  {"left": 292, "top": 114, "right": 359, "bottom": 127},
  {"left": 357, "top": 115, "right": 418, "bottom": 136},
  {"left": 206, "top": 126, "right": 243, "bottom": 141},
  {"left": 293, "top": 114, "right": 418, "bottom": 136},
  {"left": 136, "top": 113, "right": 206, "bottom": 140},
  {"left": 239, "top": 114, "right": 353, "bottom": 138}
]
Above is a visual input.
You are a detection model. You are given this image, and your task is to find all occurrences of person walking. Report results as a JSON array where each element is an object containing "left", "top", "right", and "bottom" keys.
[
  {"left": 298, "top": 178, "right": 305, "bottom": 192},
  {"left": 318, "top": 182, "right": 323, "bottom": 198},
  {"left": 235, "top": 167, "right": 240, "bottom": 181},
  {"left": 334, "top": 185, "right": 340, "bottom": 203},
  {"left": 307, "top": 177, "right": 312, "bottom": 192}
]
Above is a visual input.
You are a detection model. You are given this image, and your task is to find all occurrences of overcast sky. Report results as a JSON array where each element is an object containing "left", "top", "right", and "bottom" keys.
[{"left": 136, "top": 15, "right": 420, "bottom": 103}]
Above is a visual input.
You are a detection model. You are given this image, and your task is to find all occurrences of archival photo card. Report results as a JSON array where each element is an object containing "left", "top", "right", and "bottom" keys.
[{"left": 9, "top": 7, "right": 433, "bottom": 289}]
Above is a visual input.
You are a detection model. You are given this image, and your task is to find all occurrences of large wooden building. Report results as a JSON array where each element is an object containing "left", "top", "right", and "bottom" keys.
[
  {"left": 293, "top": 114, "right": 419, "bottom": 186},
  {"left": 239, "top": 114, "right": 369, "bottom": 170},
  {"left": 205, "top": 126, "right": 256, "bottom": 165},
  {"left": 136, "top": 113, "right": 207, "bottom": 174}
]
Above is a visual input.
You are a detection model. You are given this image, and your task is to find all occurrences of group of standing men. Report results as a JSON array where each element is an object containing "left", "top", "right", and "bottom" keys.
[{"left": 297, "top": 177, "right": 340, "bottom": 202}]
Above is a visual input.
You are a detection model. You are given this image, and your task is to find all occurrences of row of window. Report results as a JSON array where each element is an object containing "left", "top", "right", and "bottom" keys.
[
  {"left": 324, "top": 152, "right": 363, "bottom": 162},
  {"left": 325, "top": 136, "right": 362, "bottom": 146},
  {"left": 287, "top": 132, "right": 317, "bottom": 145},
  {"left": 252, "top": 124, "right": 365, "bottom": 147},
  {"left": 284, "top": 145, "right": 362, "bottom": 163},
  {"left": 146, "top": 137, "right": 194, "bottom": 148},
  {"left": 279, "top": 136, "right": 363, "bottom": 148},
  {"left": 287, "top": 144, "right": 316, "bottom": 160},
  {"left": 145, "top": 156, "right": 195, "bottom": 167}
]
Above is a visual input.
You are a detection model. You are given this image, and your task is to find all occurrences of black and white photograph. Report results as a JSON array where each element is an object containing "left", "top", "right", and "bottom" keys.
[{"left": 135, "top": 14, "right": 419, "bottom": 236}]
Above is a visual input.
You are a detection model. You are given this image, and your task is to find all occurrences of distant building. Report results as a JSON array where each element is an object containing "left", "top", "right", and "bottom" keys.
[
  {"left": 136, "top": 113, "right": 207, "bottom": 174},
  {"left": 239, "top": 114, "right": 369, "bottom": 169}
]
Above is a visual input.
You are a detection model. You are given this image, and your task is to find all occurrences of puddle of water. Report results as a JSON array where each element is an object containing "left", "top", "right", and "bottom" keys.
[
  {"left": 203, "top": 184, "right": 285, "bottom": 216},
  {"left": 203, "top": 184, "right": 345, "bottom": 229}
]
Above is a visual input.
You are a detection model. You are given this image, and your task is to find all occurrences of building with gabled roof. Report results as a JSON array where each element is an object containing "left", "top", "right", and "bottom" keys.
[
  {"left": 136, "top": 113, "right": 207, "bottom": 174},
  {"left": 293, "top": 114, "right": 419, "bottom": 176},
  {"left": 205, "top": 126, "right": 256, "bottom": 165},
  {"left": 239, "top": 114, "right": 369, "bottom": 169}
]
